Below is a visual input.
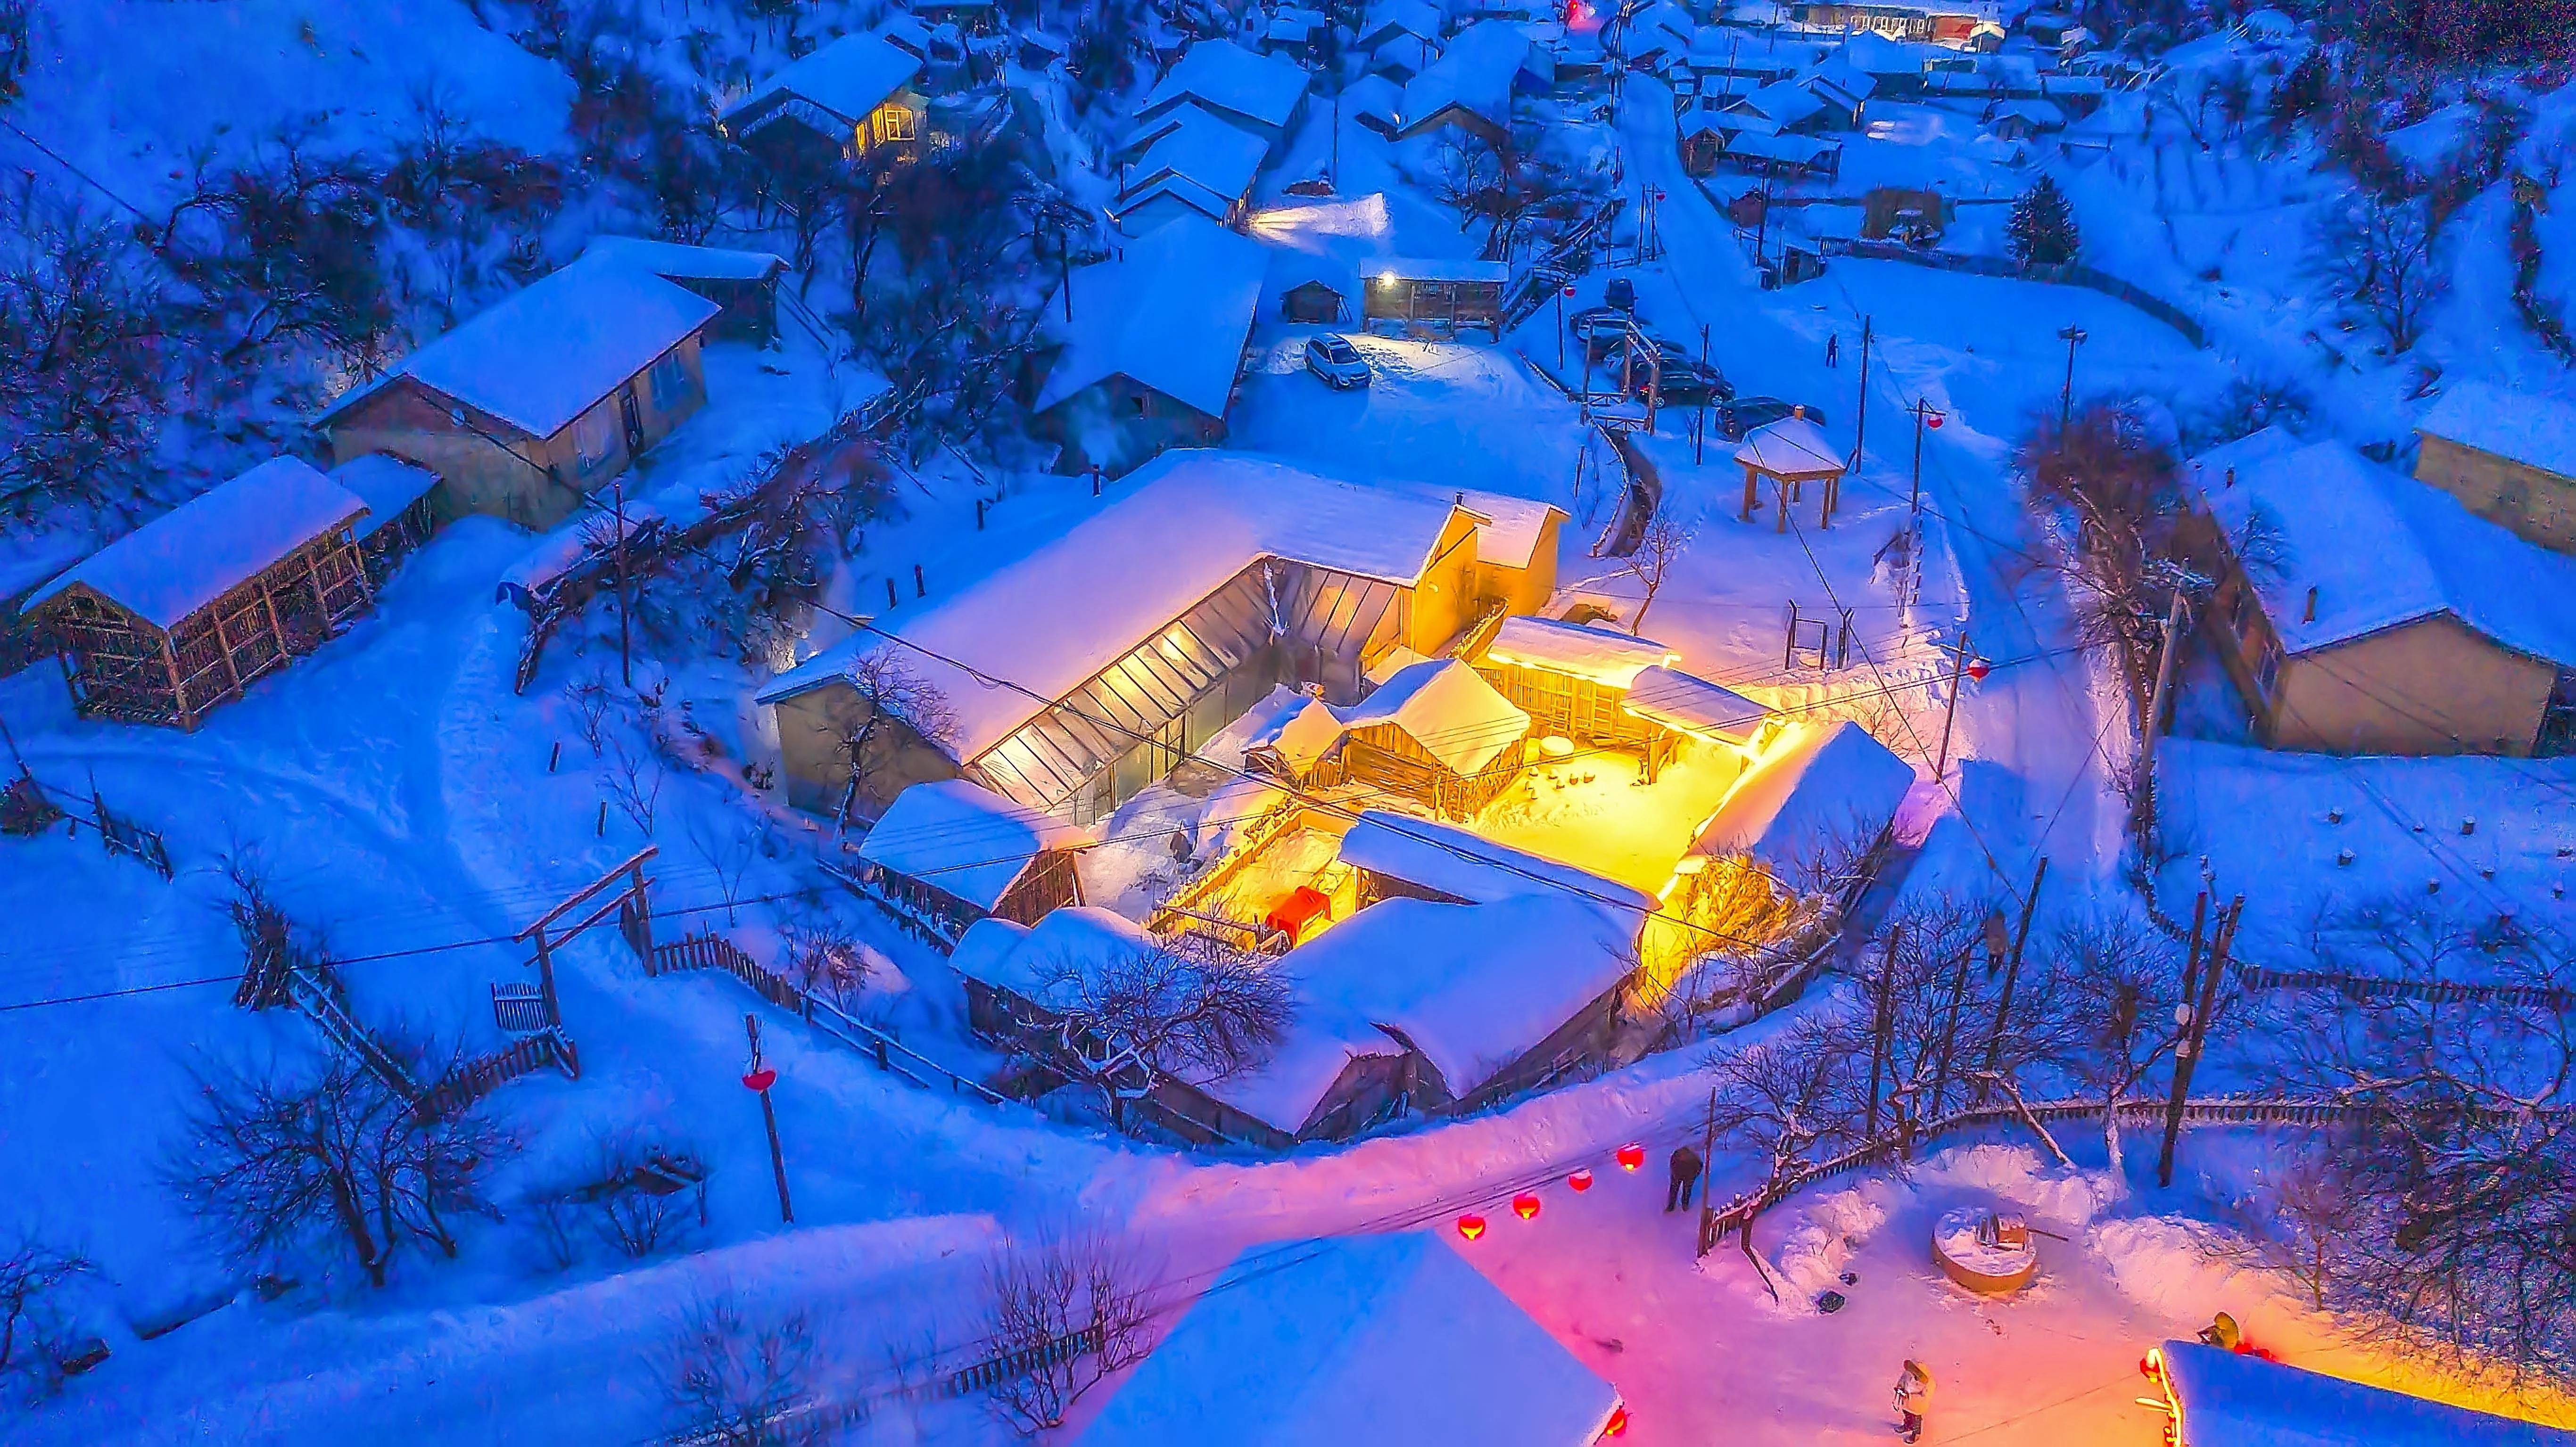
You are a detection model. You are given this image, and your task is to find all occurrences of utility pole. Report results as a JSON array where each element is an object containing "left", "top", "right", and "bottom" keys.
[
  {"left": 612, "top": 477, "right": 632, "bottom": 688},
  {"left": 1980, "top": 855, "right": 2049, "bottom": 1083},
  {"left": 2141, "top": 586, "right": 2190, "bottom": 811},
  {"left": 2156, "top": 896, "right": 2239, "bottom": 1189},
  {"left": 1932, "top": 633, "right": 1972, "bottom": 781},
  {"left": 1850, "top": 314, "right": 1873, "bottom": 485},
  {"left": 742, "top": 1014, "right": 793, "bottom": 1224},
  {"left": 1866, "top": 925, "right": 1899, "bottom": 1138},
  {"left": 2056, "top": 323, "right": 2089, "bottom": 433}
]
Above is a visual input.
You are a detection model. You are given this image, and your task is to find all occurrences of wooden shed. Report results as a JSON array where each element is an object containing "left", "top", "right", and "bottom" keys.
[
  {"left": 1309, "top": 658, "right": 1531, "bottom": 819},
  {"left": 848, "top": 779, "right": 1086, "bottom": 949},
  {"left": 1475, "top": 614, "right": 1678, "bottom": 761},
  {"left": 1282, "top": 277, "right": 1348, "bottom": 323},
  {"left": 582, "top": 236, "right": 789, "bottom": 345},
  {"left": 1360, "top": 257, "right": 1510, "bottom": 339},
  {"left": 26, "top": 459, "right": 374, "bottom": 729}
]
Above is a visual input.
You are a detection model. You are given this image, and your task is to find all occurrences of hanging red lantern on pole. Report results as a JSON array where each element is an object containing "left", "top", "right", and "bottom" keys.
[
  {"left": 1965, "top": 658, "right": 1991, "bottom": 682},
  {"left": 1616, "top": 1143, "right": 1646, "bottom": 1173},
  {"left": 1457, "top": 1214, "right": 1488, "bottom": 1241},
  {"left": 1568, "top": 1167, "right": 1595, "bottom": 1192},
  {"left": 1512, "top": 1192, "right": 1543, "bottom": 1221},
  {"left": 1926, "top": 411, "right": 1945, "bottom": 430},
  {"left": 1602, "top": 1405, "right": 1630, "bottom": 1438},
  {"left": 742, "top": 1067, "right": 777, "bottom": 1093}
]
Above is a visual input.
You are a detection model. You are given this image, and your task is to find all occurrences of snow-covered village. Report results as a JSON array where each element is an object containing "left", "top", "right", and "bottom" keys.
[{"left": 3, "top": 0, "right": 2576, "bottom": 1440}]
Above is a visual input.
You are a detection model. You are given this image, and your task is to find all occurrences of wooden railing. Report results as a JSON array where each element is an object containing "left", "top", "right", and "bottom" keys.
[
  {"left": 2234, "top": 964, "right": 2575, "bottom": 1011},
  {"left": 419, "top": 1028, "right": 579, "bottom": 1119}
]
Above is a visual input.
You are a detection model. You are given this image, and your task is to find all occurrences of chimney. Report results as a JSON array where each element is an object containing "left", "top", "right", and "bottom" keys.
[
  {"left": 1792, "top": 403, "right": 1807, "bottom": 419},
  {"left": 2303, "top": 585, "right": 2318, "bottom": 623}
]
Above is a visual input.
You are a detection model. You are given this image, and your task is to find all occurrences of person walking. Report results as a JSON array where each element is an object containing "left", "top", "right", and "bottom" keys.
[
  {"left": 1665, "top": 1144, "right": 1704, "bottom": 1212},
  {"left": 1826, "top": 332, "right": 1840, "bottom": 368},
  {"left": 1893, "top": 1360, "right": 1933, "bottom": 1442}
]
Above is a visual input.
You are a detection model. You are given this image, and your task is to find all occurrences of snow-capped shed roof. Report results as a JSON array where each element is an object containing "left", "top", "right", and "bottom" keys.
[
  {"left": 1737, "top": 76, "right": 1826, "bottom": 127},
  {"left": 2417, "top": 381, "right": 2576, "bottom": 482},
  {"left": 29, "top": 459, "right": 367, "bottom": 630},
  {"left": 1338, "top": 809, "right": 1659, "bottom": 916},
  {"left": 1140, "top": 39, "right": 1310, "bottom": 131},
  {"left": 1333, "top": 658, "right": 1530, "bottom": 773},
  {"left": 1075, "top": 1232, "right": 1622, "bottom": 1446},
  {"left": 857, "top": 779, "right": 1086, "bottom": 912},
  {"left": 1735, "top": 415, "right": 1843, "bottom": 477},
  {"left": 1370, "top": 255, "right": 1512, "bottom": 283},
  {"left": 1400, "top": 19, "right": 1530, "bottom": 130},
  {"left": 1116, "top": 112, "right": 1269, "bottom": 209},
  {"left": 1723, "top": 131, "right": 1841, "bottom": 168},
  {"left": 1833, "top": 30, "right": 1934, "bottom": 75},
  {"left": 1623, "top": 665, "right": 1770, "bottom": 744},
  {"left": 756, "top": 454, "right": 1559, "bottom": 763},
  {"left": 2183, "top": 429, "right": 2576, "bottom": 666},
  {"left": 580, "top": 235, "right": 787, "bottom": 283},
  {"left": 1269, "top": 893, "right": 1642, "bottom": 1102},
  {"left": 1483, "top": 616, "right": 1676, "bottom": 687},
  {"left": 948, "top": 905, "right": 1146, "bottom": 1011},
  {"left": 1033, "top": 214, "right": 1265, "bottom": 418},
  {"left": 329, "top": 454, "right": 439, "bottom": 541},
  {"left": 1357, "top": 0, "right": 1445, "bottom": 49},
  {"left": 719, "top": 31, "right": 924, "bottom": 130},
  {"left": 316, "top": 257, "right": 720, "bottom": 440},
  {"left": 2153, "top": 1340, "right": 2559, "bottom": 1447},
  {"left": 1689, "top": 719, "right": 1914, "bottom": 870},
  {"left": 1986, "top": 98, "right": 2066, "bottom": 130}
]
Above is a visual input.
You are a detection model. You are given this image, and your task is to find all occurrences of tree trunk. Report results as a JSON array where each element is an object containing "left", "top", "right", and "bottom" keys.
[
  {"left": 328, "top": 1168, "right": 386, "bottom": 1287},
  {"left": 2102, "top": 1097, "right": 2124, "bottom": 1191}
]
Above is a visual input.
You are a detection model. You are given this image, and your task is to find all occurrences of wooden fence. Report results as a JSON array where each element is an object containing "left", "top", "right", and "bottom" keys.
[
  {"left": 419, "top": 1028, "right": 580, "bottom": 1119},
  {"left": 2234, "top": 964, "right": 2575, "bottom": 1011},
  {"left": 943, "top": 1326, "right": 1103, "bottom": 1397}
]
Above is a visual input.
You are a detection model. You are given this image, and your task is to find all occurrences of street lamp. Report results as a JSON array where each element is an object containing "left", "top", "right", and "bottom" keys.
[{"left": 2056, "top": 324, "right": 2089, "bottom": 433}]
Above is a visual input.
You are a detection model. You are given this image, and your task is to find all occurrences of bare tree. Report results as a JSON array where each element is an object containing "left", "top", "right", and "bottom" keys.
[
  {"left": 779, "top": 908, "right": 875, "bottom": 1008},
  {"left": 0, "top": 182, "right": 167, "bottom": 528},
  {"left": 659, "top": 1295, "right": 826, "bottom": 1447},
  {"left": 0, "top": 1229, "right": 95, "bottom": 1400},
  {"left": 1706, "top": 1014, "right": 1861, "bottom": 1196},
  {"left": 1624, "top": 512, "right": 1694, "bottom": 636},
  {"left": 2035, "top": 911, "right": 2186, "bottom": 1187},
  {"left": 1021, "top": 933, "right": 1292, "bottom": 1130},
  {"left": 2310, "top": 189, "right": 2449, "bottom": 353},
  {"left": 566, "top": 667, "right": 614, "bottom": 756},
  {"left": 2014, "top": 403, "right": 2191, "bottom": 730},
  {"left": 163, "top": 1043, "right": 512, "bottom": 1290},
  {"left": 686, "top": 812, "right": 769, "bottom": 925},
  {"left": 981, "top": 1232, "right": 1155, "bottom": 1435},
  {"left": 831, "top": 652, "right": 959, "bottom": 823},
  {"left": 601, "top": 737, "right": 667, "bottom": 836}
]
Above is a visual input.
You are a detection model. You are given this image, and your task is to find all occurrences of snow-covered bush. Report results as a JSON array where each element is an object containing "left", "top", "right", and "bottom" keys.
[
  {"left": 656, "top": 1295, "right": 825, "bottom": 1447},
  {"left": 979, "top": 1232, "right": 1153, "bottom": 1435},
  {"left": 0, "top": 1230, "right": 95, "bottom": 1402}
]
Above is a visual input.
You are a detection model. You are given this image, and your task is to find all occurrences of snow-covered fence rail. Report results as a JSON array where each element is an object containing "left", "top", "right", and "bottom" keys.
[
  {"left": 419, "top": 1028, "right": 578, "bottom": 1119},
  {"left": 942, "top": 1325, "right": 1103, "bottom": 1397},
  {"left": 2231, "top": 964, "right": 2576, "bottom": 1010},
  {"left": 281, "top": 967, "right": 426, "bottom": 1104},
  {"left": 1816, "top": 239, "right": 2208, "bottom": 347}
]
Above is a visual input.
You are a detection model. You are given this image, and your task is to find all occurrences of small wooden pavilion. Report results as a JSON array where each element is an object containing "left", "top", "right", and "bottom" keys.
[
  {"left": 1734, "top": 411, "right": 1847, "bottom": 528},
  {"left": 27, "top": 459, "right": 374, "bottom": 729}
]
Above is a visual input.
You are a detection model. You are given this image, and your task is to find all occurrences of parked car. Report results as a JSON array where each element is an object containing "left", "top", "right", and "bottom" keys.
[
  {"left": 1717, "top": 396, "right": 1827, "bottom": 439},
  {"left": 1603, "top": 276, "right": 1636, "bottom": 312},
  {"left": 1304, "top": 334, "right": 1371, "bottom": 389}
]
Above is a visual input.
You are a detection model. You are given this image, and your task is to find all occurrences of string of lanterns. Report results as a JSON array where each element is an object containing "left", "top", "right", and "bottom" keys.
[{"left": 1451, "top": 1142, "right": 1655, "bottom": 1439}]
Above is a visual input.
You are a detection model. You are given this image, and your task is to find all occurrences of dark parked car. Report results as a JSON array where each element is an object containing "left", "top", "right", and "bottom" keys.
[
  {"left": 1603, "top": 276, "right": 1636, "bottom": 312},
  {"left": 1716, "top": 396, "right": 1827, "bottom": 439}
]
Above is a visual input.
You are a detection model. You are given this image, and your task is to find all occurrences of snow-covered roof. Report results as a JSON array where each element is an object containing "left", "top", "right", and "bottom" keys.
[
  {"left": 1341, "top": 71, "right": 1406, "bottom": 123},
  {"left": 580, "top": 234, "right": 787, "bottom": 283},
  {"left": 1333, "top": 658, "right": 1530, "bottom": 773},
  {"left": 1833, "top": 30, "right": 1936, "bottom": 74},
  {"left": 1358, "top": 0, "right": 1445, "bottom": 47},
  {"left": 948, "top": 906, "right": 1146, "bottom": 1012},
  {"left": 1117, "top": 112, "right": 1269, "bottom": 208},
  {"left": 2185, "top": 428, "right": 2576, "bottom": 666},
  {"left": 1271, "top": 893, "right": 1641, "bottom": 1101},
  {"left": 1722, "top": 131, "right": 1841, "bottom": 166},
  {"left": 719, "top": 30, "right": 924, "bottom": 129},
  {"left": 856, "top": 779, "right": 1086, "bottom": 913},
  {"left": 1339, "top": 809, "right": 1659, "bottom": 916},
  {"left": 1623, "top": 665, "right": 1771, "bottom": 744},
  {"left": 1033, "top": 214, "right": 1265, "bottom": 417},
  {"left": 318, "top": 256, "right": 721, "bottom": 440},
  {"left": 1140, "top": 39, "right": 1310, "bottom": 130},
  {"left": 757, "top": 454, "right": 1560, "bottom": 763},
  {"left": 29, "top": 459, "right": 367, "bottom": 629},
  {"left": 1400, "top": 19, "right": 1529, "bottom": 131},
  {"left": 329, "top": 454, "right": 439, "bottom": 541},
  {"left": 2417, "top": 380, "right": 2576, "bottom": 482},
  {"left": 2155, "top": 1340, "right": 2560, "bottom": 1447},
  {"left": 1735, "top": 414, "right": 1843, "bottom": 477},
  {"left": 1483, "top": 615, "right": 1676, "bottom": 687},
  {"left": 1986, "top": 98, "right": 2066, "bottom": 128},
  {"left": 1737, "top": 76, "right": 1827, "bottom": 126},
  {"left": 1690, "top": 719, "right": 1912, "bottom": 870},
  {"left": 1370, "top": 255, "right": 1512, "bottom": 283},
  {"left": 1076, "top": 1232, "right": 1621, "bottom": 1446}
]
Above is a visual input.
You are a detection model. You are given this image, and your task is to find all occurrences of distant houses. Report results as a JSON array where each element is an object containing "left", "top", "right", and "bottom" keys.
[
  {"left": 717, "top": 30, "right": 928, "bottom": 175},
  {"left": 1786, "top": 0, "right": 2006, "bottom": 49},
  {"left": 2181, "top": 428, "right": 2576, "bottom": 758},
  {"left": 2413, "top": 381, "right": 2576, "bottom": 556},
  {"left": 315, "top": 257, "right": 721, "bottom": 531}
]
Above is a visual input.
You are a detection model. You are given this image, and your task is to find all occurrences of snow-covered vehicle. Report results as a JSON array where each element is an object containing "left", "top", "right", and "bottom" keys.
[{"left": 1304, "top": 333, "right": 1371, "bottom": 389}]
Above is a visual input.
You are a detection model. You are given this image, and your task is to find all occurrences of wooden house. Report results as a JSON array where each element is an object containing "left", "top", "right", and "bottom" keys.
[
  {"left": 718, "top": 31, "right": 928, "bottom": 177},
  {"left": 1734, "top": 411, "right": 1845, "bottom": 525},
  {"left": 2180, "top": 430, "right": 2576, "bottom": 757},
  {"left": 1395, "top": 19, "right": 1536, "bottom": 152},
  {"left": 329, "top": 454, "right": 442, "bottom": 586},
  {"left": 581, "top": 236, "right": 788, "bottom": 345},
  {"left": 315, "top": 258, "right": 720, "bottom": 531},
  {"left": 1111, "top": 111, "right": 1269, "bottom": 233},
  {"left": 26, "top": 460, "right": 374, "bottom": 729},
  {"left": 1983, "top": 97, "right": 2065, "bottom": 140},
  {"left": 1355, "top": 0, "right": 1443, "bottom": 56},
  {"left": 1788, "top": 0, "right": 2005, "bottom": 49},
  {"left": 2414, "top": 380, "right": 2576, "bottom": 556},
  {"left": 1361, "top": 257, "right": 1508, "bottom": 337},
  {"left": 1474, "top": 614, "right": 1679, "bottom": 770},
  {"left": 1136, "top": 39, "right": 1312, "bottom": 158},
  {"left": 757, "top": 454, "right": 1564, "bottom": 824},
  {"left": 1309, "top": 658, "right": 1531, "bottom": 819},
  {"left": 849, "top": 778, "right": 1086, "bottom": 948},
  {"left": 1280, "top": 276, "right": 1349, "bottom": 323}
]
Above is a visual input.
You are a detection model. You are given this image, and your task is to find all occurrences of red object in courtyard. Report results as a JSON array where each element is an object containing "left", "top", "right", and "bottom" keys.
[
  {"left": 1512, "top": 1192, "right": 1543, "bottom": 1220},
  {"left": 1569, "top": 1168, "right": 1595, "bottom": 1192},
  {"left": 1616, "top": 1143, "right": 1646, "bottom": 1172},
  {"left": 1457, "top": 1214, "right": 1488, "bottom": 1241},
  {"left": 742, "top": 1067, "right": 777, "bottom": 1093},
  {"left": 1263, "top": 886, "right": 1332, "bottom": 944}
]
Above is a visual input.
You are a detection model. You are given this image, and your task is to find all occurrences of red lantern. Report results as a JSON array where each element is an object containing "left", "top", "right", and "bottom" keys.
[
  {"left": 1512, "top": 1192, "right": 1542, "bottom": 1221},
  {"left": 1602, "top": 1406, "right": 1630, "bottom": 1438},
  {"left": 1927, "top": 412, "right": 1945, "bottom": 430},
  {"left": 742, "top": 1068, "right": 777, "bottom": 1093},
  {"left": 1569, "top": 1167, "right": 1595, "bottom": 1192},
  {"left": 1562, "top": 283, "right": 1577, "bottom": 297},
  {"left": 1616, "top": 1143, "right": 1646, "bottom": 1173},
  {"left": 1457, "top": 1214, "right": 1488, "bottom": 1241},
  {"left": 2139, "top": 1347, "right": 2163, "bottom": 1378},
  {"left": 1965, "top": 659, "right": 1991, "bottom": 682}
]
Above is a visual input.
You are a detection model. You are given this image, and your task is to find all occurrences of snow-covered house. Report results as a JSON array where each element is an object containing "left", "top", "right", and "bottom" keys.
[
  {"left": 1356, "top": 0, "right": 1445, "bottom": 55},
  {"left": 1396, "top": 19, "right": 1537, "bottom": 150},
  {"left": 1340, "top": 71, "right": 1406, "bottom": 135},
  {"left": 1828, "top": 29, "right": 1936, "bottom": 94},
  {"left": 2181, "top": 430, "right": 2576, "bottom": 758},
  {"left": 1076, "top": 1233, "right": 1624, "bottom": 1443},
  {"left": 717, "top": 31, "right": 928, "bottom": 175},
  {"left": 580, "top": 236, "right": 788, "bottom": 344},
  {"left": 2139, "top": 1339, "right": 2560, "bottom": 1447},
  {"left": 2413, "top": 381, "right": 2576, "bottom": 557},
  {"left": 315, "top": 257, "right": 720, "bottom": 530},
  {"left": 1666, "top": 717, "right": 1914, "bottom": 932},
  {"left": 848, "top": 778, "right": 1088, "bottom": 947},
  {"left": 1734, "top": 410, "right": 1844, "bottom": 525},
  {"left": 1025, "top": 214, "right": 1265, "bottom": 477},
  {"left": 1787, "top": 0, "right": 2004, "bottom": 49},
  {"left": 1110, "top": 111, "right": 1270, "bottom": 233},
  {"left": 1259, "top": 6, "right": 1325, "bottom": 59},
  {"left": 26, "top": 459, "right": 375, "bottom": 729},
  {"left": 1307, "top": 657, "right": 1533, "bottom": 818},
  {"left": 756, "top": 453, "right": 1565, "bottom": 823},
  {"left": 1136, "top": 39, "right": 1312, "bottom": 156},
  {"left": 1623, "top": 2, "right": 1697, "bottom": 67},
  {"left": 330, "top": 453, "right": 442, "bottom": 585},
  {"left": 1474, "top": 614, "right": 1679, "bottom": 764},
  {"left": 1982, "top": 97, "right": 2065, "bottom": 140},
  {"left": 1359, "top": 256, "right": 1511, "bottom": 338}
]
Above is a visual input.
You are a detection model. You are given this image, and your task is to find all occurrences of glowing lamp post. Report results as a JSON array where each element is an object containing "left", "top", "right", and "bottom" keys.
[{"left": 1457, "top": 1214, "right": 1488, "bottom": 1241}]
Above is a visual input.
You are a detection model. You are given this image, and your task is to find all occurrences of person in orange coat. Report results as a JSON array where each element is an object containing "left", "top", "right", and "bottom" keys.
[{"left": 1893, "top": 1359, "right": 1933, "bottom": 1442}]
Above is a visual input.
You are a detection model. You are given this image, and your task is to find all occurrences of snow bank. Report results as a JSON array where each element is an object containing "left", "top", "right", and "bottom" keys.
[
  {"left": 1918, "top": 1143, "right": 2110, "bottom": 1228},
  {"left": 1764, "top": 1181, "right": 1893, "bottom": 1312}
]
